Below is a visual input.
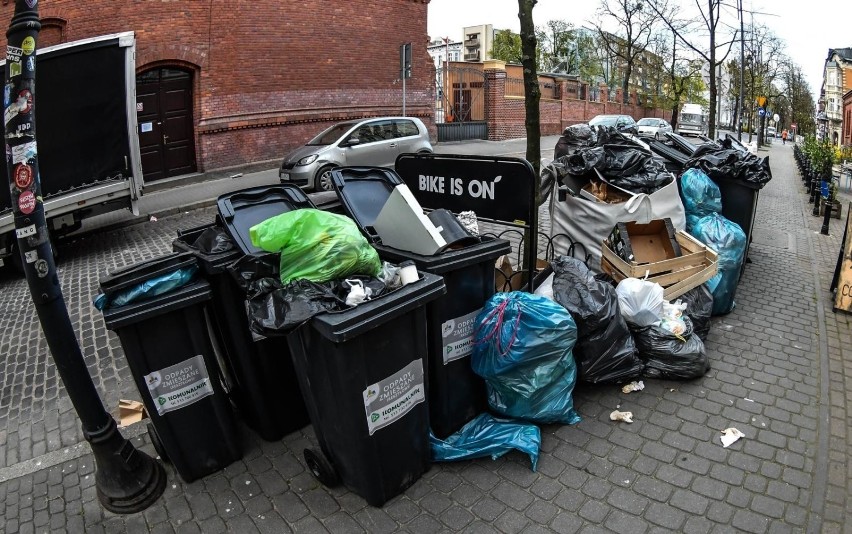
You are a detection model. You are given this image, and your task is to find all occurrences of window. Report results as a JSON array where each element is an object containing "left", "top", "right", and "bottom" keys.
[
  {"left": 828, "top": 70, "right": 836, "bottom": 86},
  {"left": 395, "top": 119, "right": 419, "bottom": 137}
]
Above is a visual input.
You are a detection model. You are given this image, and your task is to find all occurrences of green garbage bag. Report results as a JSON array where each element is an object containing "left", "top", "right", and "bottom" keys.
[{"left": 250, "top": 209, "right": 381, "bottom": 284}]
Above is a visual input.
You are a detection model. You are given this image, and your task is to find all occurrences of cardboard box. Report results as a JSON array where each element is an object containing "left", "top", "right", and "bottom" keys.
[
  {"left": 601, "top": 230, "right": 718, "bottom": 300},
  {"left": 495, "top": 255, "right": 549, "bottom": 292},
  {"left": 607, "top": 219, "right": 682, "bottom": 264}
]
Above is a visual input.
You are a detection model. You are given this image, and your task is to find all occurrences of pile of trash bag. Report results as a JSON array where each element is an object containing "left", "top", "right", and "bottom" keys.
[
  {"left": 554, "top": 124, "right": 599, "bottom": 159},
  {"left": 691, "top": 212, "right": 747, "bottom": 315},
  {"left": 550, "top": 257, "right": 643, "bottom": 383},
  {"left": 471, "top": 292, "right": 581, "bottom": 425},
  {"left": 615, "top": 277, "right": 710, "bottom": 380},
  {"left": 559, "top": 143, "right": 672, "bottom": 195},
  {"left": 429, "top": 413, "right": 541, "bottom": 471},
  {"left": 630, "top": 316, "right": 709, "bottom": 380},
  {"left": 683, "top": 136, "right": 772, "bottom": 188},
  {"left": 249, "top": 208, "right": 381, "bottom": 284}
]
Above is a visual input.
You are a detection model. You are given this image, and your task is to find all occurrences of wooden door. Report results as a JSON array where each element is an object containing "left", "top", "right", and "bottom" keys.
[{"left": 136, "top": 68, "right": 197, "bottom": 180}]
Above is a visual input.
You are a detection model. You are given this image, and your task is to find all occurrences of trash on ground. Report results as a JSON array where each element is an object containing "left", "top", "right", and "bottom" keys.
[
  {"left": 616, "top": 277, "right": 665, "bottom": 327},
  {"left": 429, "top": 413, "right": 541, "bottom": 471},
  {"left": 720, "top": 427, "right": 745, "bottom": 447},
  {"left": 630, "top": 316, "right": 710, "bottom": 380},
  {"left": 118, "top": 399, "right": 147, "bottom": 428},
  {"left": 149, "top": 215, "right": 157, "bottom": 222},
  {"left": 690, "top": 212, "right": 746, "bottom": 315},
  {"left": 610, "top": 410, "right": 634, "bottom": 423},
  {"left": 622, "top": 381, "right": 645, "bottom": 394}
]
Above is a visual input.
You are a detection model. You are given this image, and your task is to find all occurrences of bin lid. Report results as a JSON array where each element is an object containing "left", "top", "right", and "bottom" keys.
[
  {"left": 372, "top": 235, "right": 510, "bottom": 273},
  {"left": 331, "top": 166, "right": 480, "bottom": 252},
  {"left": 172, "top": 222, "right": 242, "bottom": 274},
  {"left": 217, "top": 185, "right": 317, "bottom": 255},
  {"left": 309, "top": 272, "right": 446, "bottom": 343},
  {"left": 99, "top": 252, "right": 198, "bottom": 297},
  {"left": 102, "top": 279, "right": 212, "bottom": 331}
]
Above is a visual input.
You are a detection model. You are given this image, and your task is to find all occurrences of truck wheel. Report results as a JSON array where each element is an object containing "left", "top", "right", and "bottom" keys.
[
  {"left": 147, "top": 423, "right": 169, "bottom": 463},
  {"left": 315, "top": 166, "right": 337, "bottom": 192},
  {"left": 304, "top": 448, "right": 339, "bottom": 487}
]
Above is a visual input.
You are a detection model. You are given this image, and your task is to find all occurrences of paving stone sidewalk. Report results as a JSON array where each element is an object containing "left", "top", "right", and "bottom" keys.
[{"left": 0, "top": 142, "right": 848, "bottom": 533}]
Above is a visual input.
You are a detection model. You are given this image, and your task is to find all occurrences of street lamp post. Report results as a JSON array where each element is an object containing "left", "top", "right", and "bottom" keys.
[{"left": 4, "top": 0, "right": 165, "bottom": 513}]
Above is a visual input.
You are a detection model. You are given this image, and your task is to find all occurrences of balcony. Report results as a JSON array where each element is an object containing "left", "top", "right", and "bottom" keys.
[
  {"left": 464, "top": 37, "right": 480, "bottom": 47},
  {"left": 464, "top": 51, "right": 480, "bottom": 61}
]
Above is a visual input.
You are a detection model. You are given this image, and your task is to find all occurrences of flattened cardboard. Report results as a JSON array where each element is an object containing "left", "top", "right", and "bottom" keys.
[
  {"left": 118, "top": 399, "right": 148, "bottom": 428},
  {"left": 373, "top": 184, "right": 447, "bottom": 255}
]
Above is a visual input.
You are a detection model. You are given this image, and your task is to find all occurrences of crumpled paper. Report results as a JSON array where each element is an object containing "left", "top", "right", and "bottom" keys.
[
  {"left": 720, "top": 427, "right": 745, "bottom": 447},
  {"left": 610, "top": 410, "right": 634, "bottom": 423},
  {"left": 622, "top": 381, "right": 645, "bottom": 394}
]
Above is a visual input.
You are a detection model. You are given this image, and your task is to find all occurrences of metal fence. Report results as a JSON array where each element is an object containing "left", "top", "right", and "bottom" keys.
[{"left": 437, "top": 121, "right": 488, "bottom": 142}]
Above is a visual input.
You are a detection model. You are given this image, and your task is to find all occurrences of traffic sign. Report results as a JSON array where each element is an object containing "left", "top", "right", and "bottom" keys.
[
  {"left": 791, "top": 122, "right": 797, "bottom": 129},
  {"left": 757, "top": 96, "right": 767, "bottom": 107},
  {"left": 758, "top": 108, "right": 766, "bottom": 117},
  {"left": 773, "top": 113, "right": 780, "bottom": 123}
]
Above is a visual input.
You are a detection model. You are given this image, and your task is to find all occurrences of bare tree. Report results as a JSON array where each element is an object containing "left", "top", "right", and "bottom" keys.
[
  {"left": 593, "top": 0, "right": 657, "bottom": 104},
  {"left": 647, "top": 0, "right": 739, "bottom": 138}
]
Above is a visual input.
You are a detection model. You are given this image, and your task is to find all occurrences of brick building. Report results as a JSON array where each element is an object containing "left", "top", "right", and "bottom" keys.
[{"left": 1, "top": 1, "right": 433, "bottom": 182}]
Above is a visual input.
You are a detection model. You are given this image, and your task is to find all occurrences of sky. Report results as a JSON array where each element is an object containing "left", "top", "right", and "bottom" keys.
[{"left": 427, "top": 0, "right": 852, "bottom": 98}]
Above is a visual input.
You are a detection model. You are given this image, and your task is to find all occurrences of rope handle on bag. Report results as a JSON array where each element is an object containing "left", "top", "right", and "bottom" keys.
[{"left": 474, "top": 298, "right": 522, "bottom": 358}]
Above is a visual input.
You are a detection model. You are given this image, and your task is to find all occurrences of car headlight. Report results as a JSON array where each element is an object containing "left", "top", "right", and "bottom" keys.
[{"left": 297, "top": 154, "right": 318, "bottom": 166}]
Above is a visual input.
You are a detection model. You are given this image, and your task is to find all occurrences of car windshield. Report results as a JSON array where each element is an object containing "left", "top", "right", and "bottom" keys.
[
  {"left": 589, "top": 116, "right": 619, "bottom": 127},
  {"left": 681, "top": 113, "right": 702, "bottom": 124},
  {"left": 306, "top": 121, "right": 360, "bottom": 146},
  {"left": 637, "top": 118, "right": 658, "bottom": 126}
]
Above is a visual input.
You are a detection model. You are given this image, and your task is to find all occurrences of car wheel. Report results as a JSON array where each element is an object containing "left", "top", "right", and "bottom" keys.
[
  {"left": 315, "top": 166, "right": 336, "bottom": 192},
  {"left": 655, "top": 133, "right": 661, "bottom": 141}
]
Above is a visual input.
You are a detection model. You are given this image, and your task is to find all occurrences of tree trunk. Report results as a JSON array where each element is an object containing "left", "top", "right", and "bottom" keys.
[
  {"left": 518, "top": 0, "right": 540, "bottom": 277},
  {"left": 671, "top": 105, "right": 679, "bottom": 129}
]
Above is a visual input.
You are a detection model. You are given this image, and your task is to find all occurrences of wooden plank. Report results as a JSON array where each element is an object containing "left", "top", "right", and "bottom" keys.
[{"left": 833, "top": 202, "right": 852, "bottom": 312}]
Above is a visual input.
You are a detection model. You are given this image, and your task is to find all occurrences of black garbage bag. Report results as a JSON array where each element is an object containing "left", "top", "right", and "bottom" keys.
[
  {"left": 562, "top": 143, "right": 672, "bottom": 195},
  {"left": 191, "top": 226, "right": 235, "bottom": 254},
  {"left": 684, "top": 143, "right": 772, "bottom": 188},
  {"left": 229, "top": 252, "right": 280, "bottom": 292},
  {"left": 554, "top": 124, "right": 598, "bottom": 159},
  {"left": 631, "top": 316, "right": 709, "bottom": 380},
  {"left": 677, "top": 285, "right": 714, "bottom": 341},
  {"left": 551, "top": 256, "right": 643, "bottom": 384},
  {"left": 245, "top": 275, "right": 388, "bottom": 336}
]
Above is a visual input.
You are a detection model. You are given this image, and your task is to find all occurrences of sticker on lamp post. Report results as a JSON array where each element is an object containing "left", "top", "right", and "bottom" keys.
[{"left": 144, "top": 355, "right": 214, "bottom": 416}]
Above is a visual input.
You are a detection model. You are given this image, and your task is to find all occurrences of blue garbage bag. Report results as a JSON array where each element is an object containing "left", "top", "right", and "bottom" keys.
[
  {"left": 680, "top": 168, "right": 722, "bottom": 230},
  {"left": 471, "top": 292, "right": 581, "bottom": 425},
  {"left": 93, "top": 266, "right": 198, "bottom": 310},
  {"left": 429, "top": 413, "right": 541, "bottom": 471},
  {"left": 691, "top": 213, "right": 746, "bottom": 315}
]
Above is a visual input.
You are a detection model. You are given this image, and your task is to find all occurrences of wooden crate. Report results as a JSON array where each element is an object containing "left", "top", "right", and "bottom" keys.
[{"left": 601, "top": 231, "right": 718, "bottom": 300}]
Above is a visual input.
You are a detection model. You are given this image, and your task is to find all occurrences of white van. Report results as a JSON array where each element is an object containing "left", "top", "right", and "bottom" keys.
[{"left": 677, "top": 103, "right": 707, "bottom": 136}]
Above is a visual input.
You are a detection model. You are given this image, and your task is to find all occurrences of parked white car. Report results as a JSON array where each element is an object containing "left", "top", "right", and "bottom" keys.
[
  {"left": 279, "top": 117, "right": 433, "bottom": 191},
  {"left": 636, "top": 118, "right": 673, "bottom": 140}
]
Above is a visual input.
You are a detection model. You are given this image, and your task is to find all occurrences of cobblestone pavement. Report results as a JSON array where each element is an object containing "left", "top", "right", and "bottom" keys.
[{"left": 0, "top": 142, "right": 848, "bottom": 533}]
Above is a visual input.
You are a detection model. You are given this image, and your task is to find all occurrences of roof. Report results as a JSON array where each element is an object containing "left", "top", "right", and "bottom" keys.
[{"left": 827, "top": 47, "right": 852, "bottom": 63}]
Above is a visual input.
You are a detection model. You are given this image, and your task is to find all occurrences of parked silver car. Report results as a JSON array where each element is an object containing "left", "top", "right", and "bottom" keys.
[
  {"left": 636, "top": 118, "right": 673, "bottom": 140},
  {"left": 588, "top": 114, "right": 638, "bottom": 135},
  {"left": 279, "top": 117, "right": 433, "bottom": 191}
]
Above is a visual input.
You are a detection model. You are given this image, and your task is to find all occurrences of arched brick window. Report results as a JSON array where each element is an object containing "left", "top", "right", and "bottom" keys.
[{"left": 39, "top": 17, "right": 66, "bottom": 48}]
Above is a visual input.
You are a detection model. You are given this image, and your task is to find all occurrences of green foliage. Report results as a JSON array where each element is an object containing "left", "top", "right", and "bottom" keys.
[
  {"left": 491, "top": 29, "right": 523, "bottom": 64},
  {"left": 802, "top": 135, "right": 836, "bottom": 177}
]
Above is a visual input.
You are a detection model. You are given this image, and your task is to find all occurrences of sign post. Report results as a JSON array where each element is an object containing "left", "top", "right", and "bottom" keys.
[{"left": 400, "top": 43, "right": 411, "bottom": 116}]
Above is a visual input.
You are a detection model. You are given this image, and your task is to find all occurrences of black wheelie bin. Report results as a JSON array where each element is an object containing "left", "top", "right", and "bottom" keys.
[
  {"left": 172, "top": 216, "right": 310, "bottom": 442},
  {"left": 331, "top": 167, "right": 511, "bottom": 439},
  {"left": 99, "top": 253, "right": 241, "bottom": 483},
  {"left": 286, "top": 271, "right": 446, "bottom": 507}
]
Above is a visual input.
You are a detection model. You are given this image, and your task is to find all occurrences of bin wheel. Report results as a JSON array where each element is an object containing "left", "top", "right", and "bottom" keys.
[
  {"left": 147, "top": 423, "right": 169, "bottom": 463},
  {"left": 304, "top": 448, "right": 339, "bottom": 487}
]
